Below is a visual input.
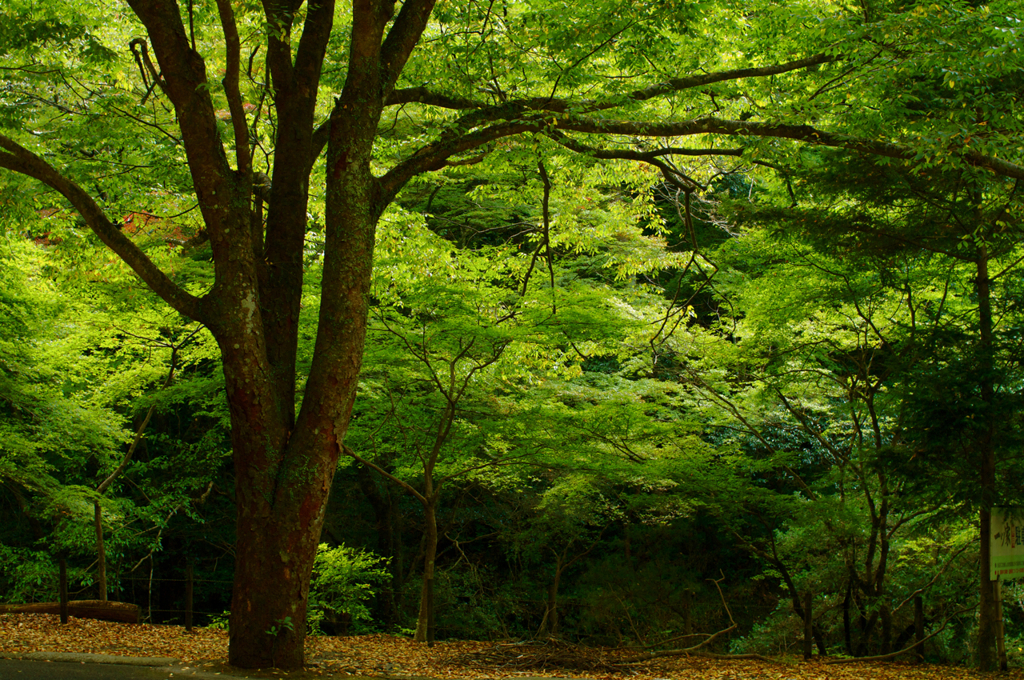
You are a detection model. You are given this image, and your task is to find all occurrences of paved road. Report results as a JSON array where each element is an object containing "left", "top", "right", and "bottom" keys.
[
  {"left": 0, "top": 658, "right": 233, "bottom": 680},
  {"left": 0, "top": 659, "right": 177, "bottom": 679}
]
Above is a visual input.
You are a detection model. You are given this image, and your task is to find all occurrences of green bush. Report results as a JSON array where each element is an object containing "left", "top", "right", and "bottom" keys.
[
  {"left": 308, "top": 543, "right": 390, "bottom": 635},
  {"left": 0, "top": 546, "right": 56, "bottom": 603}
]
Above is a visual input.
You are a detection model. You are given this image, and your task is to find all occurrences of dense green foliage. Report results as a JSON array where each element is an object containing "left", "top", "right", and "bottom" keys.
[{"left": 2, "top": 0, "right": 1023, "bottom": 670}]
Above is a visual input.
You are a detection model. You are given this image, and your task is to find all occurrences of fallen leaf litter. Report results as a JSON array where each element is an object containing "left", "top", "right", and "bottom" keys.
[{"left": 1, "top": 613, "right": 1021, "bottom": 680}]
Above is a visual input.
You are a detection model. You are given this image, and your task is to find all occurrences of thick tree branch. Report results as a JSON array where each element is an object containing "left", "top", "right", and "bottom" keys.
[
  {"left": 548, "top": 134, "right": 742, "bottom": 188},
  {"left": 549, "top": 135, "right": 745, "bottom": 161},
  {"left": 599, "top": 53, "right": 836, "bottom": 111},
  {"left": 377, "top": 120, "right": 537, "bottom": 202},
  {"left": 292, "top": 0, "right": 336, "bottom": 102},
  {"left": 382, "top": 109, "right": 1021, "bottom": 210},
  {"left": 125, "top": 0, "right": 237, "bottom": 237},
  {"left": 347, "top": 0, "right": 390, "bottom": 86},
  {"left": 260, "top": 0, "right": 299, "bottom": 93},
  {"left": 384, "top": 53, "right": 836, "bottom": 115},
  {"left": 255, "top": 0, "right": 334, "bottom": 433},
  {"left": 0, "top": 135, "right": 205, "bottom": 321},
  {"left": 125, "top": 0, "right": 222, "bottom": 149},
  {"left": 380, "top": 0, "right": 438, "bottom": 98}
]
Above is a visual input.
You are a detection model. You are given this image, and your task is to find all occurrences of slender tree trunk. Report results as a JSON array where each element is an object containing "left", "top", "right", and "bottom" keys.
[
  {"left": 843, "top": 581, "right": 853, "bottom": 656},
  {"left": 915, "top": 596, "right": 925, "bottom": 663},
  {"left": 544, "top": 568, "right": 563, "bottom": 637},
  {"left": 391, "top": 487, "right": 405, "bottom": 626},
  {"left": 813, "top": 624, "right": 827, "bottom": 657},
  {"left": 58, "top": 555, "right": 69, "bottom": 624},
  {"left": 976, "top": 247, "right": 999, "bottom": 671},
  {"left": 414, "top": 498, "right": 439, "bottom": 642},
  {"left": 803, "top": 591, "right": 813, "bottom": 660},
  {"left": 856, "top": 609, "right": 879, "bottom": 657}
]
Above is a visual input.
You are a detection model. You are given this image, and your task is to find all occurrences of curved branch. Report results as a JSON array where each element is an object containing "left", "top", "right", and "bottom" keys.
[
  {"left": 0, "top": 135, "right": 205, "bottom": 321},
  {"left": 344, "top": 445, "right": 427, "bottom": 505},
  {"left": 824, "top": 603, "right": 976, "bottom": 664},
  {"left": 606, "top": 53, "right": 836, "bottom": 111},
  {"left": 384, "top": 53, "right": 836, "bottom": 115},
  {"left": 380, "top": 107, "right": 1021, "bottom": 212},
  {"left": 128, "top": 38, "right": 167, "bottom": 103},
  {"left": 385, "top": 87, "right": 484, "bottom": 109},
  {"left": 548, "top": 134, "right": 745, "bottom": 161},
  {"left": 377, "top": 120, "right": 538, "bottom": 201},
  {"left": 623, "top": 573, "right": 738, "bottom": 661},
  {"left": 553, "top": 115, "right": 1024, "bottom": 180}
]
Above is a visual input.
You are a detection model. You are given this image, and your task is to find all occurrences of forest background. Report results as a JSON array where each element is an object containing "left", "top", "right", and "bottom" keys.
[{"left": 1, "top": 0, "right": 1023, "bottom": 673}]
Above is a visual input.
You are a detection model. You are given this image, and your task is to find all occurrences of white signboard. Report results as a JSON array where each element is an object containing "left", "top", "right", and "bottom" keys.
[{"left": 991, "top": 507, "right": 1024, "bottom": 580}]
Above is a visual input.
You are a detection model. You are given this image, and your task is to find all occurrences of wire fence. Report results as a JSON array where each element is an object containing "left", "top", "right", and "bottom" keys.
[
  {"left": 68, "top": 562, "right": 234, "bottom": 629},
  {"left": 120, "top": 574, "right": 231, "bottom": 626}
]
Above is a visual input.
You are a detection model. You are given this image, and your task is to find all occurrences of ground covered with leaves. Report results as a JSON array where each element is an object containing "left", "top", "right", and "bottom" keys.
[{"left": 0, "top": 613, "right": 1020, "bottom": 680}]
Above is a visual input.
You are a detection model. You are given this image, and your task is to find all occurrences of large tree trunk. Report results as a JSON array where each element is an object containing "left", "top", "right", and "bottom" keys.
[
  {"left": 223, "top": 184, "right": 377, "bottom": 666},
  {"left": 228, "top": 494, "right": 326, "bottom": 668}
]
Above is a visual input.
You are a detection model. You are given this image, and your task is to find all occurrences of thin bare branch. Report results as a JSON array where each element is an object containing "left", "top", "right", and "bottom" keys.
[
  {"left": 344, "top": 445, "right": 427, "bottom": 504},
  {"left": 214, "top": 0, "right": 250, "bottom": 174}
]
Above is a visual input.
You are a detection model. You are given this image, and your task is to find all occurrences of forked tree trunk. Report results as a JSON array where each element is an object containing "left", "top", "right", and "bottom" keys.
[
  {"left": 224, "top": 188, "right": 377, "bottom": 667},
  {"left": 540, "top": 571, "right": 563, "bottom": 637}
]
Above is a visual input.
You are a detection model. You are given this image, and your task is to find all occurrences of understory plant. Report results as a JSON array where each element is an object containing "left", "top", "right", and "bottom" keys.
[{"left": 308, "top": 543, "right": 391, "bottom": 635}]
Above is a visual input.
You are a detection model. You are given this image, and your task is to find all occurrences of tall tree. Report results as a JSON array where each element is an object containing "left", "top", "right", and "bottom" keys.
[
  {"left": 713, "top": 144, "right": 1024, "bottom": 666},
  {"left": 1, "top": 0, "right": 1022, "bottom": 667}
]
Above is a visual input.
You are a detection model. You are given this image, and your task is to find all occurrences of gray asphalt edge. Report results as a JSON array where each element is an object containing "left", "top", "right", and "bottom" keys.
[
  {"left": 0, "top": 653, "right": 391, "bottom": 678},
  {"left": 2, "top": 651, "right": 179, "bottom": 666},
  {"left": 1, "top": 653, "right": 237, "bottom": 678},
  {"left": 0, "top": 652, "right": 439, "bottom": 678}
]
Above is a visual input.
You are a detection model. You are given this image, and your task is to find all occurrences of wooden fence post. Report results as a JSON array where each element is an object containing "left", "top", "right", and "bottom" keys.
[
  {"left": 58, "top": 555, "right": 69, "bottom": 625},
  {"left": 185, "top": 559, "right": 194, "bottom": 632},
  {"left": 997, "top": 578, "right": 1008, "bottom": 671}
]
